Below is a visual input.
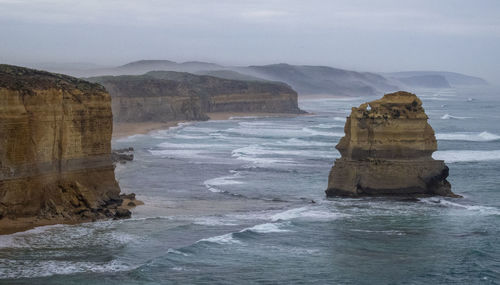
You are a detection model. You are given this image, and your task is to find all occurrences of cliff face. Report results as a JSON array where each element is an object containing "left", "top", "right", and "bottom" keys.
[
  {"left": 0, "top": 65, "right": 124, "bottom": 232},
  {"left": 89, "top": 71, "right": 303, "bottom": 123},
  {"left": 326, "top": 91, "right": 459, "bottom": 197}
]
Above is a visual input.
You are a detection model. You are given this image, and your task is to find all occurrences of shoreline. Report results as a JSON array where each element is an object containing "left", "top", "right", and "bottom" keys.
[
  {"left": 0, "top": 198, "right": 144, "bottom": 236},
  {"left": 112, "top": 121, "right": 186, "bottom": 139},
  {"left": 0, "top": 217, "right": 93, "bottom": 236},
  {"left": 1, "top": 112, "right": 304, "bottom": 235},
  {"left": 112, "top": 112, "right": 310, "bottom": 139}
]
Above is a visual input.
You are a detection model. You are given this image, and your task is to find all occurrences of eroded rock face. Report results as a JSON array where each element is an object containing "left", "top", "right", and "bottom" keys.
[
  {"left": 0, "top": 64, "right": 127, "bottom": 232},
  {"left": 326, "top": 91, "right": 459, "bottom": 197},
  {"left": 89, "top": 71, "right": 304, "bottom": 123}
]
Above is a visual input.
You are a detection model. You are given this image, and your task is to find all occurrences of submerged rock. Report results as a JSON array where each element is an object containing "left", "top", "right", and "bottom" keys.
[
  {"left": 112, "top": 147, "right": 134, "bottom": 164},
  {"left": 326, "top": 91, "right": 460, "bottom": 198}
]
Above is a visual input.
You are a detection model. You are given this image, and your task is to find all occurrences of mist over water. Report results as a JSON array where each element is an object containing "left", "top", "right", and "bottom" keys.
[{"left": 1, "top": 86, "right": 500, "bottom": 284}]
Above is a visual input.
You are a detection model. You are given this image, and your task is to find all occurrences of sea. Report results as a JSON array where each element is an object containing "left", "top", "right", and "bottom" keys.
[{"left": 1, "top": 86, "right": 500, "bottom": 284}]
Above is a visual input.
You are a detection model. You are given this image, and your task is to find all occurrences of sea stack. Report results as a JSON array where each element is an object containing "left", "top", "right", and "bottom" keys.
[
  {"left": 0, "top": 65, "right": 130, "bottom": 234},
  {"left": 326, "top": 91, "right": 460, "bottom": 197}
]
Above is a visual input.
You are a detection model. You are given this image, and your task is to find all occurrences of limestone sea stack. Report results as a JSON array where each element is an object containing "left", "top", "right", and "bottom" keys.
[
  {"left": 0, "top": 64, "right": 132, "bottom": 234},
  {"left": 326, "top": 91, "right": 460, "bottom": 197}
]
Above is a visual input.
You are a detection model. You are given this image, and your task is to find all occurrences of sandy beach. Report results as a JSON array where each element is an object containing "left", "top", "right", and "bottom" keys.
[{"left": 112, "top": 121, "right": 186, "bottom": 139}]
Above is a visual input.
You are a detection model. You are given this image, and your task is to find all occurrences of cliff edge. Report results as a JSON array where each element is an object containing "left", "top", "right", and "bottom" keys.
[
  {"left": 0, "top": 65, "right": 130, "bottom": 234},
  {"left": 89, "top": 71, "right": 304, "bottom": 123},
  {"left": 326, "top": 91, "right": 460, "bottom": 197}
]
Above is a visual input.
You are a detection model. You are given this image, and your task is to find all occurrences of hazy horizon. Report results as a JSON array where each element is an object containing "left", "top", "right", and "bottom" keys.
[{"left": 1, "top": 0, "right": 499, "bottom": 82}]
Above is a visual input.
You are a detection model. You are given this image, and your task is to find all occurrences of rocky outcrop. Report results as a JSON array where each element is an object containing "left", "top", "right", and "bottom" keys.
[
  {"left": 89, "top": 71, "right": 304, "bottom": 123},
  {"left": 112, "top": 147, "right": 134, "bottom": 164},
  {"left": 326, "top": 91, "right": 459, "bottom": 197},
  {"left": 0, "top": 64, "right": 134, "bottom": 234}
]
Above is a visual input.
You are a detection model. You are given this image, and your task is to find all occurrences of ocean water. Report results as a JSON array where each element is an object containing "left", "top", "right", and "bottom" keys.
[{"left": 1, "top": 87, "right": 500, "bottom": 284}]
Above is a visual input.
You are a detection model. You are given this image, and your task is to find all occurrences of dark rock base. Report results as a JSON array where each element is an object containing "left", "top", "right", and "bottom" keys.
[{"left": 326, "top": 159, "right": 461, "bottom": 198}]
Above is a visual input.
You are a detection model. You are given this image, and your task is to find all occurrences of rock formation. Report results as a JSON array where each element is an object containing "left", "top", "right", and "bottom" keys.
[
  {"left": 326, "top": 91, "right": 460, "bottom": 197},
  {"left": 112, "top": 147, "right": 134, "bottom": 164},
  {"left": 89, "top": 71, "right": 304, "bottom": 123},
  {"left": 0, "top": 64, "right": 136, "bottom": 234}
]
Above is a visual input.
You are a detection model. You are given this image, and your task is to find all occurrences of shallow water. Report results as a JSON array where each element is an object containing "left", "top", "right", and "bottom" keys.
[{"left": 1, "top": 87, "right": 500, "bottom": 284}]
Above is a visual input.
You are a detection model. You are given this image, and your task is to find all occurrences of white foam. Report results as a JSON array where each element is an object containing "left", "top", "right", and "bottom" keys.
[
  {"left": 333, "top": 117, "right": 347, "bottom": 122},
  {"left": 273, "top": 138, "right": 333, "bottom": 147},
  {"left": 235, "top": 155, "right": 293, "bottom": 165},
  {"left": 204, "top": 175, "right": 243, "bottom": 186},
  {"left": 314, "top": 123, "right": 344, "bottom": 129},
  {"left": 0, "top": 224, "right": 65, "bottom": 249},
  {"left": 198, "top": 233, "right": 241, "bottom": 244},
  {"left": 270, "top": 206, "right": 345, "bottom": 222},
  {"left": 193, "top": 217, "right": 239, "bottom": 226},
  {"left": 182, "top": 126, "right": 218, "bottom": 133},
  {"left": 0, "top": 259, "right": 132, "bottom": 279},
  {"left": 440, "top": 114, "right": 472, "bottom": 120},
  {"left": 242, "top": 222, "right": 290, "bottom": 233},
  {"left": 232, "top": 144, "right": 334, "bottom": 158},
  {"left": 433, "top": 150, "right": 500, "bottom": 163},
  {"left": 171, "top": 134, "right": 210, "bottom": 140},
  {"left": 231, "top": 145, "right": 296, "bottom": 165},
  {"left": 436, "top": 131, "right": 500, "bottom": 142},
  {"left": 419, "top": 198, "right": 500, "bottom": 215},
  {"left": 302, "top": 127, "right": 344, "bottom": 137},
  {"left": 157, "top": 142, "right": 215, "bottom": 149},
  {"left": 350, "top": 229, "right": 406, "bottom": 236},
  {"left": 238, "top": 121, "right": 289, "bottom": 128},
  {"left": 204, "top": 175, "right": 244, "bottom": 193},
  {"left": 166, "top": 248, "right": 190, "bottom": 256},
  {"left": 225, "top": 127, "right": 308, "bottom": 138},
  {"left": 205, "top": 186, "right": 224, "bottom": 193}
]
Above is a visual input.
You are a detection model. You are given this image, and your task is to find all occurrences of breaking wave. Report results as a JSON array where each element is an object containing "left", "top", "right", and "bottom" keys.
[
  {"left": 433, "top": 150, "right": 500, "bottom": 163},
  {"left": 436, "top": 131, "right": 500, "bottom": 142},
  {"left": 441, "top": 114, "right": 472, "bottom": 120},
  {"left": 419, "top": 198, "right": 500, "bottom": 215}
]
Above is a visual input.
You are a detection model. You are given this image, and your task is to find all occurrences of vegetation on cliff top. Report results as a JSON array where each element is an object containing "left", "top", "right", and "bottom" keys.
[
  {"left": 88, "top": 70, "right": 295, "bottom": 98},
  {"left": 0, "top": 64, "right": 105, "bottom": 93}
]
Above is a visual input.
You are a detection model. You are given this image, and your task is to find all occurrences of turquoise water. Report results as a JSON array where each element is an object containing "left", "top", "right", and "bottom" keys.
[{"left": 1, "top": 87, "right": 500, "bottom": 284}]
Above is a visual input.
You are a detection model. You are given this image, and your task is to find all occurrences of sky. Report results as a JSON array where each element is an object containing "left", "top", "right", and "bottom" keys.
[{"left": 0, "top": 0, "right": 499, "bottom": 82}]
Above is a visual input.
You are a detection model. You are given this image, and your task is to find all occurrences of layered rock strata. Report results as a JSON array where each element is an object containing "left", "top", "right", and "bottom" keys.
[
  {"left": 326, "top": 91, "right": 459, "bottom": 197},
  {"left": 0, "top": 64, "right": 133, "bottom": 234},
  {"left": 89, "top": 71, "right": 304, "bottom": 123}
]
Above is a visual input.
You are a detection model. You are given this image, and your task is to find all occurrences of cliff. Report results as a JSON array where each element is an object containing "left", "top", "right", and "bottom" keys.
[
  {"left": 326, "top": 91, "right": 460, "bottom": 197},
  {"left": 0, "top": 64, "right": 130, "bottom": 234},
  {"left": 41, "top": 60, "right": 400, "bottom": 97},
  {"left": 89, "top": 71, "right": 303, "bottom": 123}
]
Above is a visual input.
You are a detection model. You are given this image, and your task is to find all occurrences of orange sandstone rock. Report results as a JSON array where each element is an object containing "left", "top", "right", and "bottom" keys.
[
  {"left": 326, "top": 91, "right": 459, "bottom": 197},
  {"left": 0, "top": 64, "right": 131, "bottom": 234}
]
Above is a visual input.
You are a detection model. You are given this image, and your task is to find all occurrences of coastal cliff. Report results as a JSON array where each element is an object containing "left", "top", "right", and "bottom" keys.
[
  {"left": 326, "top": 91, "right": 459, "bottom": 197},
  {"left": 0, "top": 65, "right": 130, "bottom": 234},
  {"left": 89, "top": 71, "right": 303, "bottom": 123}
]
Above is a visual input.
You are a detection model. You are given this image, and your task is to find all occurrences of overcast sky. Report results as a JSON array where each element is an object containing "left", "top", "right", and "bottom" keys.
[{"left": 0, "top": 0, "right": 499, "bottom": 81}]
